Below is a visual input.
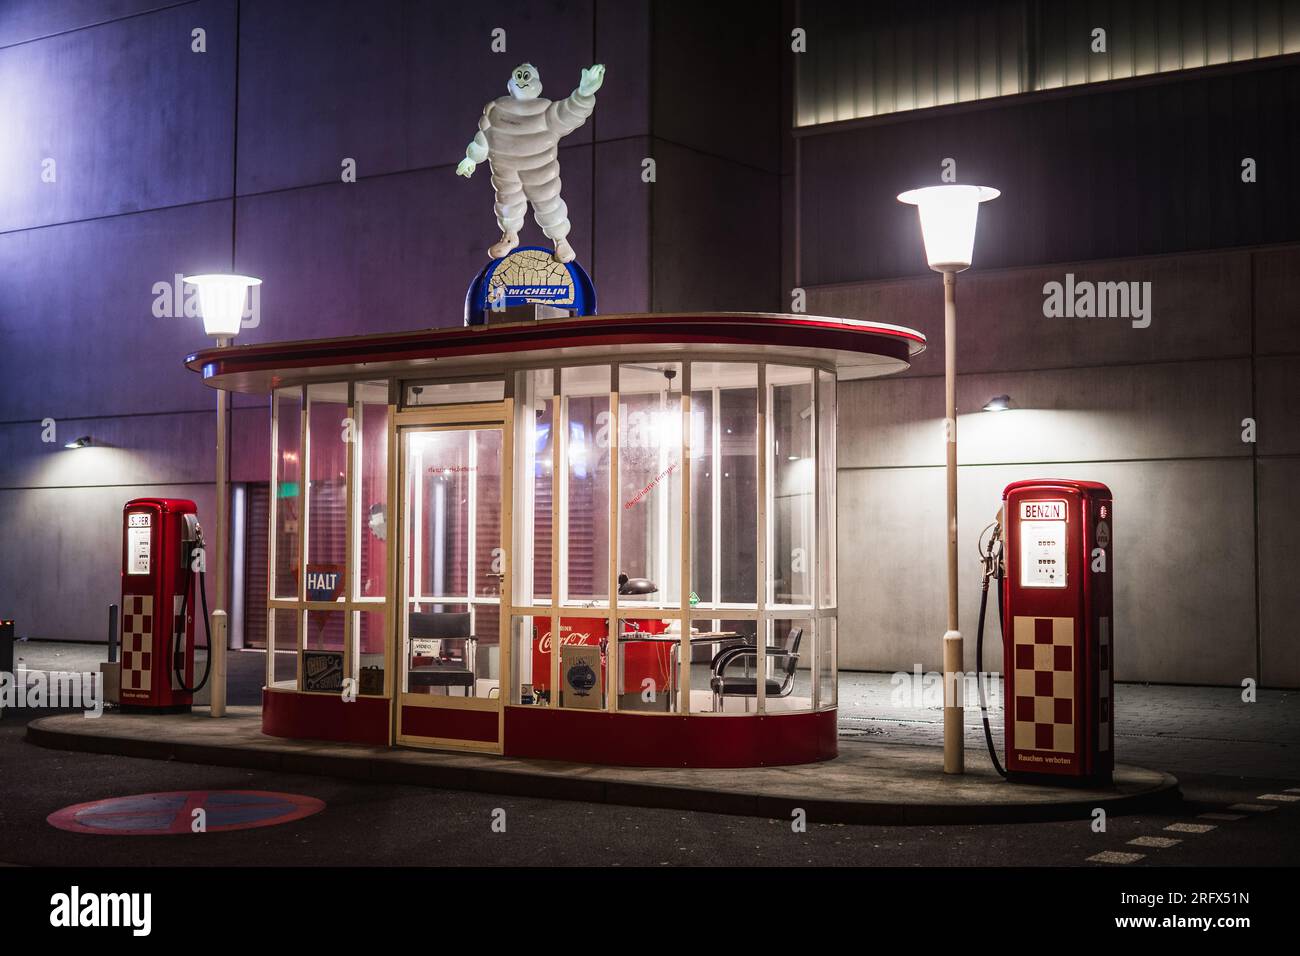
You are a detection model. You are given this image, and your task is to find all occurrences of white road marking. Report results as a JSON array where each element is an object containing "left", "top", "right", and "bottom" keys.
[
  {"left": 1128, "top": 836, "right": 1181, "bottom": 848},
  {"left": 1198, "top": 812, "right": 1246, "bottom": 821},
  {"left": 1257, "top": 793, "right": 1300, "bottom": 802},
  {"left": 1164, "top": 822, "right": 1216, "bottom": 834},
  {"left": 1228, "top": 803, "right": 1277, "bottom": 812},
  {"left": 1087, "top": 850, "right": 1145, "bottom": 864}
]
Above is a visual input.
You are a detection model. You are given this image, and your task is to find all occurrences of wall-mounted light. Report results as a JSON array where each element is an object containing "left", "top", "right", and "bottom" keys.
[
  {"left": 982, "top": 394, "right": 1012, "bottom": 412},
  {"left": 63, "top": 435, "right": 92, "bottom": 449}
]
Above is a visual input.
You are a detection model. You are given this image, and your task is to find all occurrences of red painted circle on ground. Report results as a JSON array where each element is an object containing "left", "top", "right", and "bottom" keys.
[{"left": 47, "top": 790, "right": 325, "bottom": 835}]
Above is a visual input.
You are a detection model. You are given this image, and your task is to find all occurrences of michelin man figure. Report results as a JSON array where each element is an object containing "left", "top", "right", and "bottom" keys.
[{"left": 457, "top": 62, "right": 605, "bottom": 263}]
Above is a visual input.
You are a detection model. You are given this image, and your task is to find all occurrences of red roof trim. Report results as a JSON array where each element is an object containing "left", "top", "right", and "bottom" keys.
[{"left": 186, "top": 312, "right": 926, "bottom": 383}]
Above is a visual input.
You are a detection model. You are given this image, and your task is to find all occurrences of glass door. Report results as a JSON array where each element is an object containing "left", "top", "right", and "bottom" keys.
[{"left": 396, "top": 422, "right": 506, "bottom": 750}]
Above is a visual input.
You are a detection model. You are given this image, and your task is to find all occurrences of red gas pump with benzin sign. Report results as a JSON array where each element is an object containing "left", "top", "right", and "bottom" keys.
[
  {"left": 120, "top": 498, "right": 209, "bottom": 712},
  {"left": 982, "top": 480, "right": 1113, "bottom": 782}
]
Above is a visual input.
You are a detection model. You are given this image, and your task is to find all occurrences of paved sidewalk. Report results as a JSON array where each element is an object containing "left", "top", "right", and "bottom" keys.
[
  {"left": 11, "top": 640, "right": 1296, "bottom": 779},
  {"left": 835, "top": 672, "right": 1300, "bottom": 780},
  {"left": 28, "top": 707, "right": 1176, "bottom": 825}
]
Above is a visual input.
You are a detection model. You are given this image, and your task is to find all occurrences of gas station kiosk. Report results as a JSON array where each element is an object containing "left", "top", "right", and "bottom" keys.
[{"left": 183, "top": 311, "right": 926, "bottom": 768}]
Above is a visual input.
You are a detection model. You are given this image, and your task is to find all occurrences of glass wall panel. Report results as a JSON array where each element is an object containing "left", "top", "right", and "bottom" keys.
[
  {"left": 516, "top": 369, "right": 554, "bottom": 604},
  {"left": 306, "top": 383, "right": 349, "bottom": 596},
  {"left": 561, "top": 366, "right": 611, "bottom": 605},
  {"left": 817, "top": 617, "right": 837, "bottom": 709},
  {"left": 687, "top": 616, "right": 757, "bottom": 714},
  {"left": 559, "top": 615, "right": 609, "bottom": 710},
  {"left": 473, "top": 429, "right": 503, "bottom": 602},
  {"left": 472, "top": 601, "right": 501, "bottom": 694},
  {"left": 769, "top": 366, "right": 814, "bottom": 607},
  {"left": 616, "top": 617, "right": 675, "bottom": 712},
  {"left": 355, "top": 381, "right": 389, "bottom": 601},
  {"left": 691, "top": 363, "right": 758, "bottom": 606},
  {"left": 304, "top": 609, "right": 345, "bottom": 693},
  {"left": 272, "top": 388, "right": 302, "bottom": 600},
  {"left": 764, "top": 617, "right": 813, "bottom": 713},
  {"left": 305, "top": 608, "right": 345, "bottom": 651},
  {"left": 402, "top": 425, "right": 503, "bottom": 699},
  {"left": 817, "top": 371, "right": 837, "bottom": 610},
  {"left": 405, "top": 601, "right": 475, "bottom": 697},
  {"left": 355, "top": 609, "right": 385, "bottom": 696},
  {"left": 689, "top": 381, "right": 713, "bottom": 605},
  {"left": 269, "top": 608, "right": 299, "bottom": 689},
  {"left": 617, "top": 363, "right": 682, "bottom": 608},
  {"left": 405, "top": 378, "right": 504, "bottom": 407},
  {"left": 409, "top": 430, "right": 470, "bottom": 601},
  {"left": 510, "top": 614, "right": 547, "bottom": 706}
]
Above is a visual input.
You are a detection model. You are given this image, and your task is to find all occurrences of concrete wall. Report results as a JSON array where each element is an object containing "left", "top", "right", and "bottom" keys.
[
  {"left": 0, "top": 0, "right": 782, "bottom": 644},
  {"left": 813, "top": 244, "right": 1300, "bottom": 688},
  {"left": 788, "top": 4, "right": 1300, "bottom": 689}
]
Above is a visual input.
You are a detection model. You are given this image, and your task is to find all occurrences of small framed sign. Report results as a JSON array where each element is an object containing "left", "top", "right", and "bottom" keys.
[
  {"left": 561, "top": 644, "right": 602, "bottom": 709},
  {"left": 305, "top": 563, "right": 344, "bottom": 602},
  {"left": 1020, "top": 499, "right": 1067, "bottom": 521},
  {"left": 303, "top": 650, "right": 344, "bottom": 692}
]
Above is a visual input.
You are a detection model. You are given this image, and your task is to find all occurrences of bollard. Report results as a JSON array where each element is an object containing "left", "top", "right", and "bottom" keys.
[
  {"left": 0, "top": 619, "right": 13, "bottom": 676},
  {"left": 107, "top": 604, "right": 119, "bottom": 662},
  {"left": 210, "top": 610, "right": 227, "bottom": 717},
  {"left": 100, "top": 605, "right": 121, "bottom": 707},
  {"left": 0, "top": 620, "right": 13, "bottom": 719},
  {"left": 943, "top": 629, "right": 965, "bottom": 774}
]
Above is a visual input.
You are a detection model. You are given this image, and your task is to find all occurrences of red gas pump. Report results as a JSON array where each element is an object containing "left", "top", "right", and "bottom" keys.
[
  {"left": 119, "top": 498, "right": 209, "bottom": 712},
  {"left": 977, "top": 480, "right": 1113, "bottom": 783}
]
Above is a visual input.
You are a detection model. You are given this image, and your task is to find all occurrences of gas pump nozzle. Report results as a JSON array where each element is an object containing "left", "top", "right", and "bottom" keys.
[
  {"left": 979, "top": 508, "right": 1004, "bottom": 584},
  {"left": 173, "top": 516, "right": 213, "bottom": 695},
  {"left": 977, "top": 508, "right": 1008, "bottom": 779}
]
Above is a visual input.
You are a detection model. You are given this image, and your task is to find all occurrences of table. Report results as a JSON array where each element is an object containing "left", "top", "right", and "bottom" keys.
[{"left": 616, "top": 631, "right": 741, "bottom": 707}]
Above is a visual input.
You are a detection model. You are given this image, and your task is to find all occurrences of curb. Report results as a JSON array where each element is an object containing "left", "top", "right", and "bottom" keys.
[{"left": 26, "top": 718, "right": 1181, "bottom": 826}]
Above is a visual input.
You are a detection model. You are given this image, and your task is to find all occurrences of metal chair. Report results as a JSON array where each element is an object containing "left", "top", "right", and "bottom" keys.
[
  {"left": 407, "top": 611, "right": 477, "bottom": 695},
  {"left": 709, "top": 627, "right": 803, "bottom": 713}
]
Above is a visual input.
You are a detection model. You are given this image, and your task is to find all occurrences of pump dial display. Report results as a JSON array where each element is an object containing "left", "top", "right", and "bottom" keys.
[
  {"left": 127, "top": 512, "right": 152, "bottom": 575},
  {"left": 1020, "top": 508, "right": 1067, "bottom": 589}
]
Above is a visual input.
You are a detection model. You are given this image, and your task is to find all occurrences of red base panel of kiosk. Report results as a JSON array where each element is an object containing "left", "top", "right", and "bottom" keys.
[
  {"left": 263, "top": 691, "right": 836, "bottom": 768},
  {"left": 399, "top": 705, "right": 499, "bottom": 743},
  {"left": 503, "top": 706, "right": 837, "bottom": 768},
  {"left": 262, "top": 689, "right": 389, "bottom": 747}
]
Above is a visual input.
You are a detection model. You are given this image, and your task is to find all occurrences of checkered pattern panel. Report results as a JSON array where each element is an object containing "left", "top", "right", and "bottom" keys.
[
  {"left": 120, "top": 594, "right": 154, "bottom": 693},
  {"left": 1012, "top": 615, "right": 1075, "bottom": 753},
  {"left": 1098, "top": 617, "right": 1111, "bottom": 752}
]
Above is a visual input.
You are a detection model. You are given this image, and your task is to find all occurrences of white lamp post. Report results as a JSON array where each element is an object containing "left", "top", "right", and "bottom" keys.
[
  {"left": 897, "top": 184, "right": 998, "bottom": 774},
  {"left": 184, "top": 273, "right": 261, "bottom": 718}
]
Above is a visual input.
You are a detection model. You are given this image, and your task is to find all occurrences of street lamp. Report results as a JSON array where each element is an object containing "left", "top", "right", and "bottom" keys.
[
  {"left": 184, "top": 273, "right": 261, "bottom": 718},
  {"left": 184, "top": 273, "right": 261, "bottom": 340},
  {"left": 897, "top": 183, "right": 998, "bottom": 775}
]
